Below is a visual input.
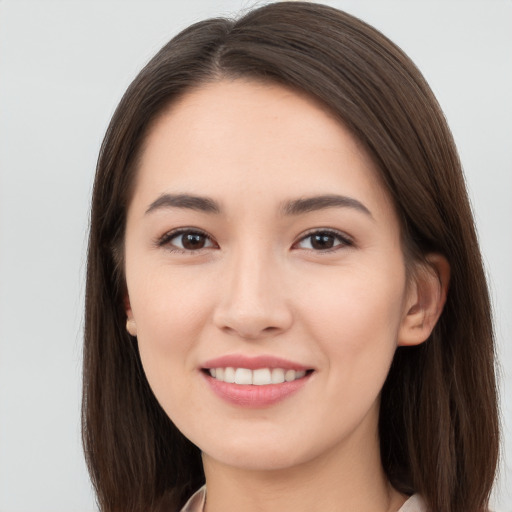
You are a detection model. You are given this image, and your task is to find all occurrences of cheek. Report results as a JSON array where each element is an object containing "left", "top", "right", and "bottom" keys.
[
  {"left": 300, "top": 259, "right": 406, "bottom": 373},
  {"left": 297, "top": 269, "right": 405, "bottom": 439},
  {"left": 127, "top": 265, "right": 215, "bottom": 395},
  {"left": 129, "top": 262, "right": 212, "bottom": 337}
]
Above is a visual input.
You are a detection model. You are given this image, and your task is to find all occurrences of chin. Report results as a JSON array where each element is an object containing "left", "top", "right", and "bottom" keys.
[
  {"left": 197, "top": 429, "right": 329, "bottom": 473},
  {"left": 204, "top": 446, "right": 310, "bottom": 472}
]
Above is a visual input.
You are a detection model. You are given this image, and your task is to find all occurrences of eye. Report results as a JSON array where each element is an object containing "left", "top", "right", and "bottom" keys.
[
  {"left": 295, "top": 230, "right": 352, "bottom": 251},
  {"left": 158, "top": 229, "right": 216, "bottom": 252}
]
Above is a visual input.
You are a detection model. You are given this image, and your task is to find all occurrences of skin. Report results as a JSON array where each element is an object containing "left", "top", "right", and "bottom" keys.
[{"left": 124, "top": 80, "right": 448, "bottom": 512}]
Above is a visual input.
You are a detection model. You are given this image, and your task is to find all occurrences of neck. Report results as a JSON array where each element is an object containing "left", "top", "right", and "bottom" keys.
[{"left": 201, "top": 409, "right": 406, "bottom": 512}]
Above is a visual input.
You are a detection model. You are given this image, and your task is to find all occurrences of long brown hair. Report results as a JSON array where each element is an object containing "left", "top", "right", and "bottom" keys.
[{"left": 83, "top": 3, "right": 499, "bottom": 511}]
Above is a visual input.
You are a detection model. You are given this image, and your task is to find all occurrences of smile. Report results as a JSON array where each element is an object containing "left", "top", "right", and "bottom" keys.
[
  {"left": 201, "top": 355, "right": 314, "bottom": 406},
  {"left": 207, "top": 367, "right": 308, "bottom": 385}
]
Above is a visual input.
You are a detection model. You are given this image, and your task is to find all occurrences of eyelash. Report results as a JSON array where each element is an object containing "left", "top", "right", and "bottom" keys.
[
  {"left": 156, "top": 228, "right": 216, "bottom": 253},
  {"left": 293, "top": 229, "right": 353, "bottom": 252},
  {"left": 156, "top": 228, "right": 353, "bottom": 254}
]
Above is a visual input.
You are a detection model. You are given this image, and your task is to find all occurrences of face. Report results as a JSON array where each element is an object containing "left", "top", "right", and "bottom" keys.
[{"left": 124, "top": 79, "right": 416, "bottom": 472}]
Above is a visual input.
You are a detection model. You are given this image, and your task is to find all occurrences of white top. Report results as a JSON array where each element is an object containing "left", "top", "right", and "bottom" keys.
[{"left": 179, "top": 485, "right": 427, "bottom": 512}]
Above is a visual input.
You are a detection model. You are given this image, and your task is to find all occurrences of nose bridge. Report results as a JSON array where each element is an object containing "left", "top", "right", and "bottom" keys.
[
  {"left": 232, "top": 244, "right": 273, "bottom": 307},
  {"left": 214, "top": 239, "right": 292, "bottom": 338}
]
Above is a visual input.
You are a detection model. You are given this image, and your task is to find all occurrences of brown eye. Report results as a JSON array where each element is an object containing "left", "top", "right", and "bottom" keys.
[
  {"left": 296, "top": 230, "right": 352, "bottom": 251},
  {"left": 161, "top": 229, "right": 216, "bottom": 252},
  {"left": 181, "top": 232, "right": 208, "bottom": 250},
  {"left": 310, "top": 233, "right": 336, "bottom": 250}
]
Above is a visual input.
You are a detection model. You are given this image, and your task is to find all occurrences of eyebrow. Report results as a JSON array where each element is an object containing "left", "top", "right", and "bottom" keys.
[
  {"left": 145, "top": 192, "right": 373, "bottom": 219},
  {"left": 281, "top": 194, "right": 373, "bottom": 218},
  {"left": 145, "top": 193, "right": 221, "bottom": 215}
]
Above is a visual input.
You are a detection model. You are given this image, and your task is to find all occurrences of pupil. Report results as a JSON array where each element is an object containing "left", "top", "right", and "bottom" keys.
[
  {"left": 312, "top": 234, "right": 334, "bottom": 249},
  {"left": 182, "top": 233, "right": 205, "bottom": 250}
]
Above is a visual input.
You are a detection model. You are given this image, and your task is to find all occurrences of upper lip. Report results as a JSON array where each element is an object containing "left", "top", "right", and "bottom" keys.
[{"left": 201, "top": 354, "right": 311, "bottom": 371}]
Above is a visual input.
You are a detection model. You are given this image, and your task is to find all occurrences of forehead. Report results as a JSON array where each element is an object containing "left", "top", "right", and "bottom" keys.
[{"left": 133, "top": 79, "right": 394, "bottom": 219}]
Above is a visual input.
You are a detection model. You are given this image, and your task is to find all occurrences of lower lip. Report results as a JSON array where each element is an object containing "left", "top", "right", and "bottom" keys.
[{"left": 203, "top": 372, "right": 311, "bottom": 407}]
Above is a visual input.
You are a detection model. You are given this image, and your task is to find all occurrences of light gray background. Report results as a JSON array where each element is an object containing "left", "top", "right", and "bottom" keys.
[{"left": 0, "top": 1, "right": 510, "bottom": 511}]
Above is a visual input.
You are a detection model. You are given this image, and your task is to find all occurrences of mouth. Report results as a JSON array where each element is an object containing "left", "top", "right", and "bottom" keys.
[
  {"left": 202, "top": 367, "right": 312, "bottom": 385},
  {"left": 200, "top": 356, "right": 314, "bottom": 407}
]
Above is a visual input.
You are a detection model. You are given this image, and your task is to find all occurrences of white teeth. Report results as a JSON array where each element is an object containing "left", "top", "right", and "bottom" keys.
[
  {"left": 253, "top": 368, "right": 272, "bottom": 386},
  {"left": 208, "top": 367, "right": 308, "bottom": 385},
  {"left": 224, "top": 367, "right": 236, "bottom": 383},
  {"left": 271, "top": 368, "right": 285, "bottom": 384},
  {"left": 285, "top": 369, "right": 296, "bottom": 382},
  {"left": 235, "top": 368, "right": 252, "bottom": 385}
]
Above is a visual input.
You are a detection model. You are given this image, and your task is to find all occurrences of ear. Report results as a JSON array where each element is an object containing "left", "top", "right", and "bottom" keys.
[
  {"left": 124, "top": 294, "right": 138, "bottom": 337},
  {"left": 398, "top": 253, "right": 450, "bottom": 347}
]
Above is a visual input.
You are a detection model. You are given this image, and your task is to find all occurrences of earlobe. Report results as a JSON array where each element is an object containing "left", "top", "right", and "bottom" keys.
[
  {"left": 398, "top": 253, "right": 450, "bottom": 347},
  {"left": 124, "top": 295, "right": 138, "bottom": 337},
  {"left": 126, "top": 318, "right": 138, "bottom": 337}
]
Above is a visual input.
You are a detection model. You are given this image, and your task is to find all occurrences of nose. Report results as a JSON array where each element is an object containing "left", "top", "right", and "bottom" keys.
[{"left": 213, "top": 247, "right": 293, "bottom": 340}]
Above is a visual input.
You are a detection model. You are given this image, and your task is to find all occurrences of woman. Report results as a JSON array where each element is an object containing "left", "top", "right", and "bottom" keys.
[{"left": 82, "top": 3, "right": 499, "bottom": 511}]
